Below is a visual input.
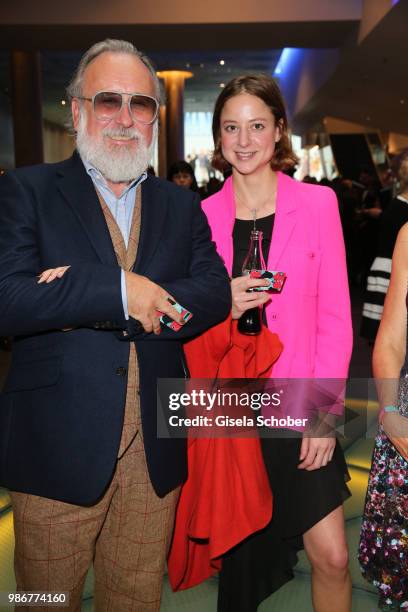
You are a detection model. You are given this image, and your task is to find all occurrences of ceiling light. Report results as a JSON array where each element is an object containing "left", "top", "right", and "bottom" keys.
[
  {"left": 61, "top": 100, "right": 66, "bottom": 105},
  {"left": 220, "top": 83, "right": 225, "bottom": 88},
  {"left": 220, "top": 60, "right": 225, "bottom": 66}
]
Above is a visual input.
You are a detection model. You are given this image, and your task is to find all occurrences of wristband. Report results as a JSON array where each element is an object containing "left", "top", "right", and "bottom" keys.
[{"left": 379, "top": 405, "right": 398, "bottom": 425}]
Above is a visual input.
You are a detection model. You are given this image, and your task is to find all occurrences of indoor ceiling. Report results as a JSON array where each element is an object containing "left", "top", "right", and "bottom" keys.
[
  {"left": 0, "top": 12, "right": 358, "bottom": 132},
  {"left": 1, "top": 4, "right": 407, "bottom": 137},
  {"left": 0, "top": 48, "right": 282, "bottom": 126},
  {"left": 290, "top": 1, "right": 408, "bottom": 136}
]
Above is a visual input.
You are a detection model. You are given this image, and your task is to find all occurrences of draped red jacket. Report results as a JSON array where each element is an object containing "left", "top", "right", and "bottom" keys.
[{"left": 167, "top": 316, "right": 283, "bottom": 590}]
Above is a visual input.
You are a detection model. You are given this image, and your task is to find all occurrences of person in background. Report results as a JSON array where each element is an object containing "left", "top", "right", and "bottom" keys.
[
  {"left": 201, "top": 73, "right": 353, "bottom": 612},
  {"left": 354, "top": 168, "right": 383, "bottom": 285},
  {"left": 361, "top": 150, "right": 408, "bottom": 342},
  {"left": 167, "top": 159, "right": 199, "bottom": 192},
  {"left": 0, "top": 38, "right": 230, "bottom": 611},
  {"left": 203, "top": 176, "right": 223, "bottom": 197},
  {"left": 335, "top": 177, "right": 361, "bottom": 282},
  {"left": 359, "top": 220, "right": 408, "bottom": 610},
  {"left": 379, "top": 166, "right": 395, "bottom": 211},
  {"left": 302, "top": 174, "right": 318, "bottom": 184}
]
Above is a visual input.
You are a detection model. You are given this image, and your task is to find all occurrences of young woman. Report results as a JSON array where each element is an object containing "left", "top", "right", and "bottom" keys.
[
  {"left": 359, "top": 222, "right": 408, "bottom": 610},
  {"left": 201, "top": 74, "right": 353, "bottom": 612}
]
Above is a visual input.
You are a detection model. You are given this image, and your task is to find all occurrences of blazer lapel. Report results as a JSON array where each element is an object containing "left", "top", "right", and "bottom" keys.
[
  {"left": 267, "top": 172, "right": 297, "bottom": 269},
  {"left": 56, "top": 152, "right": 117, "bottom": 265},
  {"left": 133, "top": 177, "right": 168, "bottom": 274}
]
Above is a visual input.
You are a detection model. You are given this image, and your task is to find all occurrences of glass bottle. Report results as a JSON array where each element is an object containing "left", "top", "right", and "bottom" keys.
[{"left": 238, "top": 229, "right": 266, "bottom": 335}]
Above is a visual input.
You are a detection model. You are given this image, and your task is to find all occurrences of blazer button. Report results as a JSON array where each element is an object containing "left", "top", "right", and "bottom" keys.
[{"left": 116, "top": 367, "right": 127, "bottom": 376}]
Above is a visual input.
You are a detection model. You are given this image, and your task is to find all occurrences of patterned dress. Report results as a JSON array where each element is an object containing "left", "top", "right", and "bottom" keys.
[{"left": 359, "top": 375, "right": 408, "bottom": 609}]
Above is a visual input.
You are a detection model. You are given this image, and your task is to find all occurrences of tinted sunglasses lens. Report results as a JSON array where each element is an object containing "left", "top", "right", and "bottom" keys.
[
  {"left": 130, "top": 95, "right": 158, "bottom": 123},
  {"left": 93, "top": 92, "right": 122, "bottom": 119}
]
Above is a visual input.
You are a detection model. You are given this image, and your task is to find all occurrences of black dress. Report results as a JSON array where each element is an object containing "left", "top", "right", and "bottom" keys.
[{"left": 217, "top": 215, "right": 351, "bottom": 612}]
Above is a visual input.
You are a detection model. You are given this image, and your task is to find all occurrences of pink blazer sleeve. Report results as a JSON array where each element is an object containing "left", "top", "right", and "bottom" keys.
[{"left": 314, "top": 188, "right": 353, "bottom": 380}]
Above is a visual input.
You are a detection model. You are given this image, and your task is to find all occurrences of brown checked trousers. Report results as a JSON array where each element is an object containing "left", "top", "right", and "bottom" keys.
[{"left": 10, "top": 187, "right": 180, "bottom": 611}]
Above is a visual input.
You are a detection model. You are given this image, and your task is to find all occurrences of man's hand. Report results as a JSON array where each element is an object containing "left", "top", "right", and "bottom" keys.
[
  {"left": 125, "top": 271, "right": 184, "bottom": 335},
  {"left": 231, "top": 276, "right": 270, "bottom": 320},
  {"left": 382, "top": 412, "right": 408, "bottom": 461}
]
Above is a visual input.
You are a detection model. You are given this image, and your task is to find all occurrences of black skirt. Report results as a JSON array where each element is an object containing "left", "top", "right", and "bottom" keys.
[{"left": 217, "top": 433, "right": 351, "bottom": 612}]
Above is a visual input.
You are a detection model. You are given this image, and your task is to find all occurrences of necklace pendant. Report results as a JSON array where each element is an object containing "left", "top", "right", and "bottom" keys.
[{"left": 252, "top": 208, "right": 257, "bottom": 230}]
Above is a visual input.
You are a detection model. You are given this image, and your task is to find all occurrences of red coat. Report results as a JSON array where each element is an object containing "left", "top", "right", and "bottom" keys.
[{"left": 167, "top": 317, "right": 282, "bottom": 590}]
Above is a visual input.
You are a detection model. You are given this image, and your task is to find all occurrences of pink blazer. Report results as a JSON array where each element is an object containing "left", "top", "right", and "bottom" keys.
[{"left": 202, "top": 172, "right": 353, "bottom": 417}]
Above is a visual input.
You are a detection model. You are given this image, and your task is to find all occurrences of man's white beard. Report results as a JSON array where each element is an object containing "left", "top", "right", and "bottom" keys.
[{"left": 76, "top": 111, "right": 157, "bottom": 182}]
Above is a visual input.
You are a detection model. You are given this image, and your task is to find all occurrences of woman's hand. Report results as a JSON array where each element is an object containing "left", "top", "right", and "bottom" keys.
[
  {"left": 298, "top": 436, "right": 336, "bottom": 470},
  {"left": 382, "top": 412, "right": 408, "bottom": 461},
  {"left": 36, "top": 266, "right": 72, "bottom": 331},
  {"left": 37, "top": 266, "right": 70, "bottom": 283},
  {"left": 231, "top": 276, "right": 270, "bottom": 319}
]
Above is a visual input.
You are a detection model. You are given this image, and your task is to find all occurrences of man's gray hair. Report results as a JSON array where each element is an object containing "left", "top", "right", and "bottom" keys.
[{"left": 66, "top": 39, "right": 162, "bottom": 103}]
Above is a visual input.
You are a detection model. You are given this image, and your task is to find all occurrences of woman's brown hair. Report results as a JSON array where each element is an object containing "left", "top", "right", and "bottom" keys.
[{"left": 212, "top": 74, "right": 298, "bottom": 172}]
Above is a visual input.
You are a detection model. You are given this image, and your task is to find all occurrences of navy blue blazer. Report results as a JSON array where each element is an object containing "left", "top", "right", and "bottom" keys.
[{"left": 0, "top": 152, "right": 231, "bottom": 505}]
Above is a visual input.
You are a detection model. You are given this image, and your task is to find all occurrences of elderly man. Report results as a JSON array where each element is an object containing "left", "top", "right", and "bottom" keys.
[{"left": 0, "top": 39, "right": 230, "bottom": 610}]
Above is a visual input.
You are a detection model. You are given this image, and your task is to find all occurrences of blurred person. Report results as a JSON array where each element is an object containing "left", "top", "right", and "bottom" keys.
[
  {"left": 361, "top": 150, "right": 408, "bottom": 342},
  {"left": 0, "top": 38, "right": 230, "bottom": 611},
  {"left": 195, "top": 150, "right": 211, "bottom": 186},
  {"left": 205, "top": 176, "right": 223, "bottom": 197},
  {"left": 335, "top": 177, "right": 362, "bottom": 283},
  {"left": 319, "top": 177, "right": 333, "bottom": 188},
  {"left": 354, "top": 167, "right": 382, "bottom": 285},
  {"left": 302, "top": 174, "right": 318, "bottom": 184},
  {"left": 379, "top": 166, "right": 395, "bottom": 210},
  {"left": 200, "top": 74, "right": 353, "bottom": 612},
  {"left": 186, "top": 151, "right": 197, "bottom": 169},
  {"left": 359, "top": 221, "right": 408, "bottom": 610},
  {"left": 167, "top": 159, "right": 198, "bottom": 191}
]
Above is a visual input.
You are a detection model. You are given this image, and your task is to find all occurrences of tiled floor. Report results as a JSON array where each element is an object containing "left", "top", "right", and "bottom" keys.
[{"left": 0, "top": 289, "right": 382, "bottom": 610}]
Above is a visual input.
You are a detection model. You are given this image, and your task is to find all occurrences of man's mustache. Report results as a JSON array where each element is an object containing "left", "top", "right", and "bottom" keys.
[{"left": 102, "top": 127, "right": 141, "bottom": 141}]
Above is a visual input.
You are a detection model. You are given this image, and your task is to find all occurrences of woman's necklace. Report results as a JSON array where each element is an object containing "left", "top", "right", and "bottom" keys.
[{"left": 235, "top": 190, "right": 276, "bottom": 229}]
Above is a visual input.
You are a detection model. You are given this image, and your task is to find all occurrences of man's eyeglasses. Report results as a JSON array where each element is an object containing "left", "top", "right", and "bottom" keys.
[{"left": 76, "top": 91, "right": 159, "bottom": 125}]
